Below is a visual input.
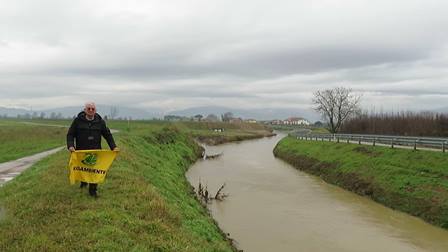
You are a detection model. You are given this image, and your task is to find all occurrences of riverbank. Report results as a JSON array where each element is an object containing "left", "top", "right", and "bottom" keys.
[
  {"left": 273, "top": 136, "right": 448, "bottom": 229},
  {"left": 176, "top": 121, "right": 275, "bottom": 145},
  {"left": 0, "top": 126, "right": 234, "bottom": 251},
  {"left": 195, "top": 131, "right": 276, "bottom": 145}
]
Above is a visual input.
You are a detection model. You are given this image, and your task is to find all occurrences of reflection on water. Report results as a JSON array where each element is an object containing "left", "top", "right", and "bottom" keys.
[{"left": 186, "top": 133, "right": 448, "bottom": 252}]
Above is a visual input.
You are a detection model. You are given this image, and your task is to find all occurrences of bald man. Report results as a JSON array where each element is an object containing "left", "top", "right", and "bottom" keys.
[{"left": 67, "top": 102, "right": 118, "bottom": 198}]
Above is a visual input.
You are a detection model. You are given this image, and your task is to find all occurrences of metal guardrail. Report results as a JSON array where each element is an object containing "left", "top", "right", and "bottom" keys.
[{"left": 290, "top": 132, "right": 448, "bottom": 152}]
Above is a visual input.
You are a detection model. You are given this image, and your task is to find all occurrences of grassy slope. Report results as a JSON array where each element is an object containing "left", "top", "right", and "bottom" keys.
[
  {"left": 0, "top": 120, "right": 66, "bottom": 163},
  {"left": 175, "top": 121, "right": 274, "bottom": 145},
  {"left": 274, "top": 136, "right": 448, "bottom": 229},
  {"left": 311, "top": 127, "right": 330, "bottom": 134},
  {"left": 0, "top": 126, "right": 233, "bottom": 251},
  {"left": 0, "top": 119, "right": 273, "bottom": 163}
]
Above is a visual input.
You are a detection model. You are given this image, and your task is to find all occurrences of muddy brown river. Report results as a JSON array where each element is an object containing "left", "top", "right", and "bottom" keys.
[{"left": 186, "top": 133, "right": 448, "bottom": 252}]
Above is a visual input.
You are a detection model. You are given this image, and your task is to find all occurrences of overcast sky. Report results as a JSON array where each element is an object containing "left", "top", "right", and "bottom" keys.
[{"left": 1, "top": 0, "right": 448, "bottom": 112}]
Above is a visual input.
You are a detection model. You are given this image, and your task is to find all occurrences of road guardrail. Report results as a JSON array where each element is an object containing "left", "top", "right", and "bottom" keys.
[{"left": 289, "top": 132, "right": 448, "bottom": 152}]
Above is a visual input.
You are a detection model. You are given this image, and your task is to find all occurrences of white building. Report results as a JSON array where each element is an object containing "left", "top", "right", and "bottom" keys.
[{"left": 283, "top": 117, "right": 310, "bottom": 126}]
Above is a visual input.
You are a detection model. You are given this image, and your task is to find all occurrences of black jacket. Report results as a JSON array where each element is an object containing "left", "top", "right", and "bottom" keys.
[{"left": 67, "top": 111, "right": 116, "bottom": 150}]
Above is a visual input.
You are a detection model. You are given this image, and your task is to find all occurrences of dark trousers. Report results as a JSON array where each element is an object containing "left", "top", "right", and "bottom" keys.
[{"left": 80, "top": 182, "right": 97, "bottom": 195}]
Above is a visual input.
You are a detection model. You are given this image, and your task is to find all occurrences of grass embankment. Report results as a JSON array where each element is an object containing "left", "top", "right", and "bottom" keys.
[
  {"left": 0, "top": 119, "right": 274, "bottom": 161},
  {"left": 0, "top": 120, "right": 66, "bottom": 163},
  {"left": 274, "top": 137, "right": 448, "bottom": 229},
  {"left": 176, "top": 121, "right": 275, "bottom": 145},
  {"left": 0, "top": 125, "right": 234, "bottom": 251},
  {"left": 311, "top": 127, "right": 330, "bottom": 134},
  {"left": 269, "top": 125, "right": 329, "bottom": 134}
]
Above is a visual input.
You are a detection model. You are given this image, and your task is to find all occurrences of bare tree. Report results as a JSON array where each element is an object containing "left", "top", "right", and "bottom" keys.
[
  {"left": 193, "top": 114, "right": 203, "bottom": 121},
  {"left": 205, "top": 114, "right": 219, "bottom": 122},
  {"left": 312, "top": 87, "right": 361, "bottom": 133},
  {"left": 110, "top": 106, "right": 119, "bottom": 119},
  {"left": 221, "top": 112, "right": 233, "bottom": 122}
]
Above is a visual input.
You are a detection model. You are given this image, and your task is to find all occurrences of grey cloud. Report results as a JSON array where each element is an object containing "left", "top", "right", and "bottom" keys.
[
  {"left": 1, "top": 0, "right": 448, "bottom": 112},
  {"left": 36, "top": 43, "right": 430, "bottom": 81},
  {"left": 154, "top": 88, "right": 255, "bottom": 99},
  {"left": 364, "top": 89, "right": 448, "bottom": 97}
]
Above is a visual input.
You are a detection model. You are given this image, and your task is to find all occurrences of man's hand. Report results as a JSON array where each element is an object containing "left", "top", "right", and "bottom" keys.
[
  {"left": 113, "top": 147, "right": 120, "bottom": 152},
  {"left": 68, "top": 147, "right": 75, "bottom": 152}
]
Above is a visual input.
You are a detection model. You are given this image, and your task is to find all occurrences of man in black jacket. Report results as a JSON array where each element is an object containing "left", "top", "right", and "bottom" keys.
[{"left": 67, "top": 102, "right": 118, "bottom": 197}]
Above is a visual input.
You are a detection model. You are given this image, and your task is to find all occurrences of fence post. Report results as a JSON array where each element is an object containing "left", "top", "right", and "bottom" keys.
[
  {"left": 373, "top": 138, "right": 376, "bottom": 147},
  {"left": 337, "top": 137, "right": 340, "bottom": 143},
  {"left": 358, "top": 137, "right": 362, "bottom": 145},
  {"left": 391, "top": 139, "right": 394, "bottom": 149},
  {"left": 443, "top": 142, "right": 446, "bottom": 153},
  {"left": 414, "top": 140, "right": 417, "bottom": 151}
]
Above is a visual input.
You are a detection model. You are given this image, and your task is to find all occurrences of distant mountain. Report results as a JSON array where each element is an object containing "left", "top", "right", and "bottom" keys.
[
  {"left": 0, "top": 107, "right": 30, "bottom": 117},
  {"left": 1, "top": 105, "right": 321, "bottom": 121},
  {"left": 0, "top": 105, "right": 163, "bottom": 120},
  {"left": 168, "top": 106, "right": 321, "bottom": 122},
  {"left": 42, "top": 105, "right": 163, "bottom": 119}
]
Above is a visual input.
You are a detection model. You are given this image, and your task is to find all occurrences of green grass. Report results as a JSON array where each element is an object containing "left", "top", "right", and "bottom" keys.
[
  {"left": 0, "top": 120, "right": 66, "bottom": 163},
  {"left": 310, "top": 127, "right": 329, "bottom": 134},
  {"left": 269, "top": 124, "right": 309, "bottom": 131},
  {"left": 274, "top": 137, "right": 448, "bottom": 229},
  {"left": 173, "top": 121, "right": 274, "bottom": 145},
  {"left": 268, "top": 124, "right": 329, "bottom": 134},
  {"left": 0, "top": 119, "right": 271, "bottom": 251},
  {"left": 0, "top": 125, "right": 233, "bottom": 251},
  {"left": 0, "top": 118, "right": 272, "bottom": 163}
]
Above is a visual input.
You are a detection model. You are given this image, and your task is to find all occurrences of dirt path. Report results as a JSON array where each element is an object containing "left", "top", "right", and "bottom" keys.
[{"left": 0, "top": 147, "right": 64, "bottom": 186}]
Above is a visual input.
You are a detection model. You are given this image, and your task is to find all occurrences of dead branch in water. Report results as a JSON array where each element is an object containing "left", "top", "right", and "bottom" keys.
[
  {"left": 202, "top": 152, "right": 224, "bottom": 160},
  {"left": 197, "top": 180, "right": 228, "bottom": 203},
  {"left": 214, "top": 183, "right": 229, "bottom": 201},
  {"left": 198, "top": 179, "right": 204, "bottom": 196}
]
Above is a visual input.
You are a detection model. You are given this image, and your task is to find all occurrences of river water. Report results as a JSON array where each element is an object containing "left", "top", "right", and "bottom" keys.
[{"left": 186, "top": 133, "right": 448, "bottom": 252}]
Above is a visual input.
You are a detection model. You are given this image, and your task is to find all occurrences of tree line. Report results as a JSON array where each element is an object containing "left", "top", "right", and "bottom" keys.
[
  {"left": 312, "top": 87, "right": 447, "bottom": 137},
  {"left": 1, "top": 112, "right": 65, "bottom": 119},
  {"left": 340, "top": 111, "right": 448, "bottom": 137}
]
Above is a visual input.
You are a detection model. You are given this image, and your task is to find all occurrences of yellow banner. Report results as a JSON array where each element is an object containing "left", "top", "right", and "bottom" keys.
[{"left": 68, "top": 150, "right": 118, "bottom": 185}]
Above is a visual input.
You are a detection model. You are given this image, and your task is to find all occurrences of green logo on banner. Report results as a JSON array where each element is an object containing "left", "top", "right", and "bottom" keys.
[{"left": 82, "top": 153, "right": 98, "bottom": 166}]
